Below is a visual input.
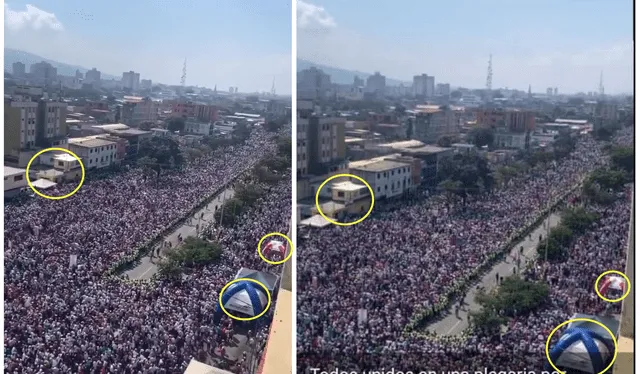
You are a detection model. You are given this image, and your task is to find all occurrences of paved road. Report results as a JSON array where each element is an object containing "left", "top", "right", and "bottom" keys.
[
  {"left": 125, "top": 187, "right": 235, "bottom": 280},
  {"left": 428, "top": 213, "right": 562, "bottom": 336}
]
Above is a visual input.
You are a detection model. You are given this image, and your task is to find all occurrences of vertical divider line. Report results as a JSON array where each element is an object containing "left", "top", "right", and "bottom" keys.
[{"left": 290, "top": 1, "right": 298, "bottom": 372}]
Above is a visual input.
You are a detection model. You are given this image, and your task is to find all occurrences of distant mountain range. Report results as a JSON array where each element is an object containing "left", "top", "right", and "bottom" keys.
[
  {"left": 297, "top": 59, "right": 411, "bottom": 87},
  {"left": 4, "top": 48, "right": 118, "bottom": 80}
]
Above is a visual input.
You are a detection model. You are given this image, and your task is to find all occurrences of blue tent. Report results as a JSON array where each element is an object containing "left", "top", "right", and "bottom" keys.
[
  {"left": 547, "top": 327, "right": 615, "bottom": 374},
  {"left": 214, "top": 280, "right": 268, "bottom": 322}
]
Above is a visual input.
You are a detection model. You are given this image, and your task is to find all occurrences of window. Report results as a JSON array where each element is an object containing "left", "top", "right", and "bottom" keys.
[
  {"left": 377, "top": 187, "right": 381, "bottom": 193},
  {"left": 391, "top": 170, "right": 395, "bottom": 175},
  {"left": 57, "top": 161, "right": 64, "bottom": 167},
  {"left": 337, "top": 191, "right": 345, "bottom": 197},
  {"left": 377, "top": 173, "right": 380, "bottom": 179},
  {"left": 14, "top": 175, "right": 23, "bottom": 182}
]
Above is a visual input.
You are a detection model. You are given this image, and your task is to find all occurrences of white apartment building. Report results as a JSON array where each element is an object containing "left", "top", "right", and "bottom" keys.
[
  {"left": 41, "top": 101, "right": 67, "bottom": 142},
  {"left": 185, "top": 121, "right": 213, "bottom": 136},
  {"left": 350, "top": 159, "right": 415, "bottom": 199},
  {"left": 413, "top": 74, "right": 435, "bottom": 97},
  {"left": 68, "top": 138, "right": 118, "bottom": 169},
  {"left": 297, "top": 116, "right": 308, "bottom": 176},
  {"left": 122, "top": 71, "right": 140, "bottom": 91},
  {"left": 366, "top": 72, "right": 386, "bottom": 95},
  {"left": 7, "top": 99, "right": 38, "bottom": 149},
  {"left": 4, "top": 166, "right": 27, "bottom": 195}
]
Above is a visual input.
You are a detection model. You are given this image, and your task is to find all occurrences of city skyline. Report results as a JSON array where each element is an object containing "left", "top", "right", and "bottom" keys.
[
  {"left": 298, "top": 0, "right": 633, "bottom": 94},
  {"left": 4, "top": 0, "right": 292, "bottom": 94}
]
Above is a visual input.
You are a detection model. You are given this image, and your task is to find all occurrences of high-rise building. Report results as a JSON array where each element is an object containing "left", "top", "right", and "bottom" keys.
[
  {"left": 436, "top": 83, "right": 450, "bottom": 96},
  {"left": 546, "top": 87, "right": 553, "bottom": 96},
  {"left": 30, "top": 61, "right": 57, "bottom": 86},
  {"left": 12, "top": 62, "right": 25, "bottom": 77},
  {"left": 121, "top": 71, "right": 140, "bottom": 91},
  {"left": 5, "top": 96, "right": 67, "bottom": 165},
  {"left": 413, "top": 106, "right": 456, "bottom": 143},
  {"left": 297, "top": 67, "right": 332, "bottom": 100},
  {"left": 75, "top": 70, "right": 84, "bottom": 79},
  {"left": 140, "top": 79, "right": 153, "bottom": 90},
  {"left": 366, "top": 72, "right": 386, "bottom": 97},
  {"left": 353, "top": 75, "right": 364, "bottom": 87},
  {"left": 413, "top": 74, "right": 435, "bottom": 97},
  {"left": 553, "top": 87, "right": 558, "bottom": 96},
  {"left": 121, "top": 97, "right": 158, "bottom": 126},
  {"left": 5, "top": 97, "right": 38, "bottom": 154},
  {"left": 85, "top": 68, "right": 101, "bottom": 87},
  {"left": 36, "top": 100, "right": 68, "bottom": 148}
]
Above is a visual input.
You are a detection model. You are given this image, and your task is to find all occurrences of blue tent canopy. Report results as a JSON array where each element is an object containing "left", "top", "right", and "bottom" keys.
[
  {"left": 214, "top": 281, "right": 268, "bottom": 321},
  {"left": 548, "top": 327, "right": 615, "bottom": 374}
]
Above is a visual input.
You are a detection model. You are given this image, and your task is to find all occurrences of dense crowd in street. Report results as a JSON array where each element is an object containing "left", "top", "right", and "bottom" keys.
[
  {"left": 297, "top": 131, "right": 632, "bottom": 372},
  {"left": 5, "top": 129, "right": 291, "bottom": 374}
]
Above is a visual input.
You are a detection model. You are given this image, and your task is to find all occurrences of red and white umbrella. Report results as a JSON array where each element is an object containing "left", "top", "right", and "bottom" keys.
[
  {"left": 599, "top": 275, "right": 626, "bottom": 294},
  {"left": 263, "top": 239, "right": 286, "bottom": 259}
]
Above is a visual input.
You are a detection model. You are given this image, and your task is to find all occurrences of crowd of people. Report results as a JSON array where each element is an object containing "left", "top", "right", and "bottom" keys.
[
  {"left": 297, "top": 131, "right": 632, "bottom": 372},
  {"left": 5, "top": 128, "right": 291, "bottom": 373}
]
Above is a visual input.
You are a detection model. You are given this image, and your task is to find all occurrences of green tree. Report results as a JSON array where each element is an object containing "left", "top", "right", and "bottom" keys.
[
  {"left": 561, "top": 207, "right": 599, "bottom": 234},
  {"left": 470, "top": 127, "right": 495, "bottom": 148},
  {"left": 167, "top": 117, "right": 186, "bottom": 133},
  {"left": 588, "top": 168, "right": 627, "bottom": 191},
  {"left": 610, "top": 146, "right": 634, "bottom": 174},
  {"left": 537, "top": 224, "right": 573, "bottom": 261},
  {"left": 470, "top": 308, "right": 506, "bottom": 336},
  {"left": 138, "top": 137, "right": 184, "bottom": 175},
  {"left": 437, "top": 135, "right": 458, "bottom": 147},
  {"left": 138, "top": 121, "right": 154, "bottom": 131},
  {"left": 438, "top": 178, "right": 462, "bottom": 203},
  {"left": 216, "top": 198, "right": 245, "bottom": 226},
  {"left": 277, "top": 136, "right": 292, "bottom": 158},
  {"left": 138, "top": 156, "right": 161, "bottom": 178},
  {"left": 235, "top": 184, "right": 264, "bottom": 205}
]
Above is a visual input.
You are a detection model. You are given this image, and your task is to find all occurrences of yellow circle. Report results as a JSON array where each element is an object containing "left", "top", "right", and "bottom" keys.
[
  {"left": 258, "top": 232, "right": 294, "bottom": 265},
  {"left": 545, "top": 317, "right": 618, "bottom": 374},
  {"left": 315, "top": 173, "right": 374, "bottom": 226},
  {"left": 217, "top": 278, "right": 272, "bottom": 321},
  {"left": 25, "top": 147, "right": 85, "bottom": 200},
  {"left": 594, "top": 270, "right": 631, "bottom": 303}
]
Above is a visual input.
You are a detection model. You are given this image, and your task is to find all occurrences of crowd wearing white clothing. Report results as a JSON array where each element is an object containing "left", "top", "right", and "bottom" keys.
[
  {"left": 5, "top": 129, "right": 291, "bottom": 374},
  {"left": 297, "top": 130, "right": 632, "bottom": 372}
]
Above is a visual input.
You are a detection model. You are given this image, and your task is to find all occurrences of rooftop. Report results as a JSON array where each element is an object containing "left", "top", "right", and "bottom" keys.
[
  {"left": 92, "top": 123, "right": 130, "bottom": 131},
  {"left": 114, "top": 129, "right": 152, "bottom": 136},
  {"left": 332, "top": 181, "right": 367, "bottom": 192},
  {"left": 379, "top": 140, "right": 425, "bottom": 149},
  {"left": 351, "top": 159, "right": 408, "bottom": 172},
  {"left": 31, "top": 178, "right": 57, "bottom": 190},
  {"left": 53, "top": 153, "right": 77, "bottom": 162},
  {"left": 400, "top": 145, "right": 452, "bottom": 154},
  {"left": 4, "top": 166, "right": 25, "bottom": 177},
  {"left": 349, "top": 154, "right": 403, "bottom": 168},
  {"left": 69, "top": 138, "right": 116, "bottom": 148}
]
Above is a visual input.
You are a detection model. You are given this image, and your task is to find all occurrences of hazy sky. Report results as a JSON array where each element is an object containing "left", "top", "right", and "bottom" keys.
[
  {"left": 5, "top": 0, "right": 292, "bottom": 94},
  {"left": 298, "top": 0, "right": 633, "bottom": 94}
]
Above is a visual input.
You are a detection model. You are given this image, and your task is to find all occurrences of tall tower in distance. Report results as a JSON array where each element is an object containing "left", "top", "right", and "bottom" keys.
[
  {"left": 181, "top": 58, "right": 187, "bottom": 90},
  {"left": 598, "top": 71, "right": 605, "bottom": 97},
  {"left": 485, "top": 54, "right": 493, "bottom": 101},
  {"left": 271, "top": 76, "right": 276, "bottom": 96}
]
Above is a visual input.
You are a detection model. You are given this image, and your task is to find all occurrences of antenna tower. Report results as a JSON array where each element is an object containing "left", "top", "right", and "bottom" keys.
[
  {"left": 485, "top": 54, "right": 493, "bottom": 96},
  {"left": 181, "top": 58, "right": 187, "bottom": 89},
  {"left": 598, "top": 70, "right": 604, "bottom": 96},
  {"left": 271, "top": 76, "right": 276, "bottom": 96}
]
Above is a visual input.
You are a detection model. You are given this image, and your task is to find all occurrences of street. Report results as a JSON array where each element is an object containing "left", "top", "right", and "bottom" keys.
[
  {"left": 125, "top": 187, "right": 235, "bottom": 280},
  {"left": 428, "top": 213, "right": 562, "bottom": 335}
]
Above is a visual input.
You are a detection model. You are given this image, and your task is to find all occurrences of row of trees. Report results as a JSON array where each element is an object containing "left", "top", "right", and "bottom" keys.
[
  {"left": 157, "top": 237, "right": 223, "bottom": 280},
  {"left": 471, "top": 276, "right": 550, "bottom": 335},
  {"left": 215, "top": 134, "right": 292, "bottom": 227}
]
